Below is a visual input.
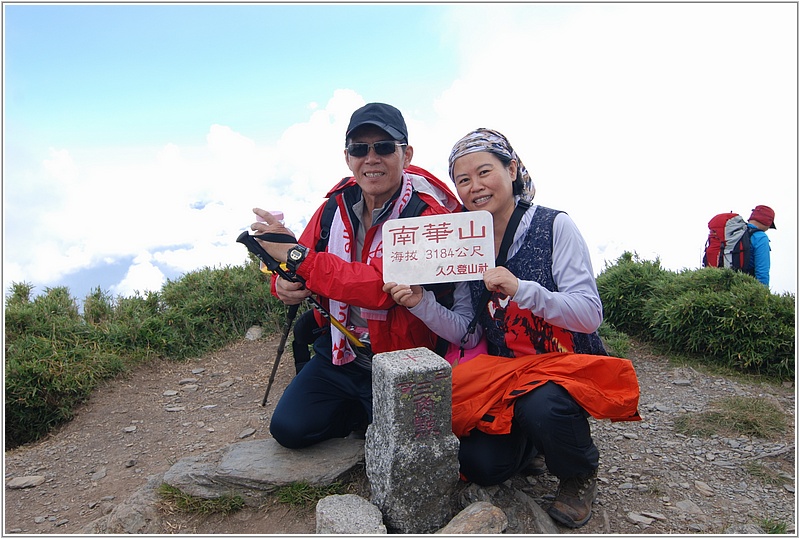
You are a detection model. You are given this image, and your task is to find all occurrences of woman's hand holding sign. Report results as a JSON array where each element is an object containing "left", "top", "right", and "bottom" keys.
[{"left": 482, "top": 267, "right": 519, "bottom": 298}]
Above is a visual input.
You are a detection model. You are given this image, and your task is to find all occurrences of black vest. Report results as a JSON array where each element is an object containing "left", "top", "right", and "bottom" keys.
[{"left": 470, "top": 206, "right": 607, "bottom": 357}]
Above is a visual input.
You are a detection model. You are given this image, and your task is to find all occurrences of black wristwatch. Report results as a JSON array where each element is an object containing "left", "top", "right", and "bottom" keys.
[{"left": 286, "top": 244, "right": 309, "bottom": 274}]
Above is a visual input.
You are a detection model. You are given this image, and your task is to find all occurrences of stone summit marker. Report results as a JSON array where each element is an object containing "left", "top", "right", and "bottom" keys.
[{"left": 365, "top": 347, "right": 460, "bottom": 534}]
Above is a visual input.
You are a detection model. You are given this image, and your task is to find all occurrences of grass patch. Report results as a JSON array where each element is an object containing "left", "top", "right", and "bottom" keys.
[
  {"left": 645, "top": 480, "right": 664, "bottom": 497},
  {"left": 743, "top": 461, "right": 786, "bottom": 487},
  {"left": 759, "top": 517, "right": 788, "bottom": 534},
  {"left": 274, "top": 481, "right": 347, "bottom": 507},
  {"left": 654, "top": 339, "right": 789, "bottom": 385},
  {"left": 673, "top": 396, "right": 788, "bottom": 439},
  {"left": 158, "top": 483, "right": 245, "bottom": 515}
]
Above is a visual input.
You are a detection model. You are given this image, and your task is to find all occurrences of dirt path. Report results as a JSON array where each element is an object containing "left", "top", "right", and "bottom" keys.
[{"left": 4, "top": 335, "right": 796, "bottom": 534}]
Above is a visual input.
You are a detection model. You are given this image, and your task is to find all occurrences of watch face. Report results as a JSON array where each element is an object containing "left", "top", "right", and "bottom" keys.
[{"left": 289, "top": 249, "right": 302, "bottom": 261}]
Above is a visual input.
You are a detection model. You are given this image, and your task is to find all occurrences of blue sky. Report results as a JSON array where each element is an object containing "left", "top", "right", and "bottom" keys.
[
  {"left": 3, "top": 2, "right": 797, "bottom": 304},
  {"left": 6, "top": 4, "right": 459, "bottom": 148}
]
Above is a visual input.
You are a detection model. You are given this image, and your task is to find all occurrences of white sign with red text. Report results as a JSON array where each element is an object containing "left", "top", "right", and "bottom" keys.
[{"left": 382, "top": 210, "right": 495, "bottom": 285}]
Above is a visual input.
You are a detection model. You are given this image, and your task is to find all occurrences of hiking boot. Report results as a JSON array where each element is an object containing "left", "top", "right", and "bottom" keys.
[
  {"left": 521, "top": 454, "right": 547, "bottom": 476},
  {"left": 547, "top": 470, "right": 597, "bottom": 528}
]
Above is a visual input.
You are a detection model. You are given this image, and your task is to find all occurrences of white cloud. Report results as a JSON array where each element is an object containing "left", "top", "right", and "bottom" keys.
[
  {"left": 110, "top": 252, "right": 166, "bottom": 298},
  {"left": 42, "top": 148, "right": 79, "bottom": 183},
  {"left": 2, "top": 90, "right": 369, "bottom": 299}
]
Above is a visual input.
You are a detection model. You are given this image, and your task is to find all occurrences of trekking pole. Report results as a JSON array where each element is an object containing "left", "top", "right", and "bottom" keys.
[
  {"left": 236, "top": 230, "right": 370, "bottom": 406},
  {"left": 261, "top": 303, "right": 299, "bottom": 406}
]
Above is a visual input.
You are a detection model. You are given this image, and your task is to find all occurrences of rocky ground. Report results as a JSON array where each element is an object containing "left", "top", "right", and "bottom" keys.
[{"left": 4, "top": 333, "right": 796, "bottom": 535}]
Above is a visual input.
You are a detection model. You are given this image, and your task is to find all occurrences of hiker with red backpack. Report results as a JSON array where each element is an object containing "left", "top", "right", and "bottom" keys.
[
  {"left": 250, "top": 103, "right": 460, "bottom": 449},
  {"left": 384, "top": 128, "right": 640, "bottom": 529},
  {"left": 702, "top": 205, "right": 775, "bottom": 286}
]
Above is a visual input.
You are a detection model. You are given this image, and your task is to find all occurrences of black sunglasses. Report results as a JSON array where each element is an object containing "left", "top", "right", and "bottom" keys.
[{"left": 346, "top": 140, "right": 407, "bottom": 157}]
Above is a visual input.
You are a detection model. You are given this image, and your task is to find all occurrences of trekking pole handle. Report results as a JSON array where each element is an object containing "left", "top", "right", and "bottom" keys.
[{"left": 236, "top": 231, "right": 302, "bottom": 285}]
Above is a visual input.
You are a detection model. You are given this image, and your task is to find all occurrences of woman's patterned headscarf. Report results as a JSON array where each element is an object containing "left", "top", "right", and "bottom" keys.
[{"left": 448, "top": 128, "right": 535, "bottom": 201}]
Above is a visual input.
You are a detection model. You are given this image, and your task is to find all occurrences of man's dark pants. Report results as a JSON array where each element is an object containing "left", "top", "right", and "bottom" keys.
[{"left": 270, "top": 333, "right": 371, "bottom": 449}]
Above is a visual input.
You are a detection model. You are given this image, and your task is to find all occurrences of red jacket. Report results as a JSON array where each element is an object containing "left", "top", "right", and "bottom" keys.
[
  {"left": 273, "top": 165, "right": 461, "bottom": 355},
  {"left": 451, "top": 352, "right": 641, "bottom": 438}
]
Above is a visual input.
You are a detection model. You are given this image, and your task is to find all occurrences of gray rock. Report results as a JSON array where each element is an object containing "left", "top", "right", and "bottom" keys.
[
  {"left": 163, "top": 437, "right": 364, "bottom": 504},
  {"left": 316, "top": 494, "right": 387, "bottom": 534},
  {"left": 436, "top": 501, "right": 507, "bottom": 534},
  {"left": 627, "top": 512, "right": 655, "bottom": 525},
  {"left": 6, "top": 475, "right": 46, "bottom": 489},
  {"left": 511, "top": 489, "right": 561, "bottom": 534},
  {"left": 675, "top": 499, "right": 704, "bottom": 514},
  {"left": 82, "top": 474, "right": 163, "bottom": 533},
  {"left": 245, "top": 326, "right": 263, "bottom": 340},
  {"left": 237, "top": 427, "right": 256, "bottom": 439},
  {"left": 694, "top": 480, "right": 714, "bottom": 496}
]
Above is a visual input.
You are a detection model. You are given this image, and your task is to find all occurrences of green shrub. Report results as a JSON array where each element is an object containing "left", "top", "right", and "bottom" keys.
[
  {"left": 595, "top": 252, "right": 670, "bottom": 336},
  {"left": 597, "top": 253, "right": 795, "bottom": 379},
  {"left": 597, "top": 322, "right": 630, "bottom": 358},
  {"left": 102, "top": 291, "right": 168, "bottom": 355},
  {"left": 83, "top": 286, "right": 115, "bottom": 325},
  {"left": 5, "top": 334, "right": 127, "bottom": 447},
  {"left": 5, "top": 285, "right": 82, "bottom": 342},
  {"left": 157, "top": 263, "right": 285, "bottom": 358}
]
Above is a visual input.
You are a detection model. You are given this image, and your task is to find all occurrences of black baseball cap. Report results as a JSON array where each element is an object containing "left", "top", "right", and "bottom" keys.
[{"left": 346, "top": 103, "right": 408, "bottom": 143}]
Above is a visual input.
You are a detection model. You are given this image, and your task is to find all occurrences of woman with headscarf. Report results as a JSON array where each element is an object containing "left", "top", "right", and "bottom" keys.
[{"left": 383, "top": 128, "right": 640, "bottom": 529}]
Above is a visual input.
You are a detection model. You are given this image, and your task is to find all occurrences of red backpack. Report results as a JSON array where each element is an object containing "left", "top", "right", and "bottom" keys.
[{"left": 702, "top": 212, "right": 755, "bottom": 274}]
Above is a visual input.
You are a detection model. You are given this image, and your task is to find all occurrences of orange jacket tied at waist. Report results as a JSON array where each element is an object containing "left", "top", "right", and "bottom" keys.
[{"left": 451, "top": 352, "right": 641, "bottom": 438}]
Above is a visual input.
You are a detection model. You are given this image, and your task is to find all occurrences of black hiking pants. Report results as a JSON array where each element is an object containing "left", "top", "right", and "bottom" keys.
[{"left": 458, "top": 381, "right": 599, "bottom": 485}]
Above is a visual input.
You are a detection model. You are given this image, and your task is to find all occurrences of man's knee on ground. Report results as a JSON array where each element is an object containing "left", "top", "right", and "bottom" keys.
[{"left": 269, "top": 415, "right": 311, "bottom": 449}]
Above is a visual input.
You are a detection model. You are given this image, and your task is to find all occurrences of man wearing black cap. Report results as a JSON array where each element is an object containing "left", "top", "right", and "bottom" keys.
[
  {"left": 747, "top": 204, "right": 776, "bottom": 286},
  {"left": 251, "top": 103, "right": 460, "bottom": 449}
]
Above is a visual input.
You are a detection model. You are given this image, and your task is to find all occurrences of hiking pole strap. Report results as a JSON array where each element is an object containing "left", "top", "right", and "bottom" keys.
[{"left": 253, "top": 232, "right": 297, "bottom": 244}]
